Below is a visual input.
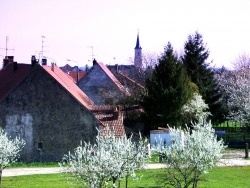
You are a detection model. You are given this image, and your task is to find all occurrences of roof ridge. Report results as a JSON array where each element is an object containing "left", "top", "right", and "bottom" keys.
[
  {"left": 96, "top": 62, "right": 127, "bottom": 93},
  {"left": 118, "top": 72, "right": 145, "bottom": 89}
]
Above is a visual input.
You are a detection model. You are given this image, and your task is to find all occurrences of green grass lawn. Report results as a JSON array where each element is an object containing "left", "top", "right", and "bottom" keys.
[{"left": 2, "top": 166, "right": 250, "bottom": 188}]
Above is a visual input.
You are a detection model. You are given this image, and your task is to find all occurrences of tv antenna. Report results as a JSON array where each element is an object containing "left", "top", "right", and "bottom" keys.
[
  {"left": 87, "top": 46, "right": 95, "bottom": 61},
  {"left": 36, "top": 36, "right": 49, "bottom": 63},
  {"left": 0, "top": 36, "right": 15, "bottom": 56}
]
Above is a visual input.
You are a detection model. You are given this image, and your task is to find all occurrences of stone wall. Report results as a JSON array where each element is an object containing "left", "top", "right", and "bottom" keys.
[{"left": 0, "top": 65, "right": 98, "bottom": 162}]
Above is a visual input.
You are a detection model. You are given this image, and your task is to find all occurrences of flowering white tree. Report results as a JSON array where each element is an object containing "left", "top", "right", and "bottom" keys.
[
  {"left": 182, "top": 93, "right": 211, "bottom": 124},
  {"left": 216, "top": 67, "right": 250, "bottom": 125},
  {"left": 0, "top": 127, "right": 25, "bottom": 186},
  {"left": 156, "top": 121, "right": 225, "bottom": 188},
  {"left": 60, "top": 130, "right": 149, "bottom": 188}
]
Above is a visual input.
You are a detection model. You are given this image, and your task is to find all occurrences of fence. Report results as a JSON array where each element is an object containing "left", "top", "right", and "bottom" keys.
[{"left": 213, "top": 124, "right": 250, "bottom": 148}]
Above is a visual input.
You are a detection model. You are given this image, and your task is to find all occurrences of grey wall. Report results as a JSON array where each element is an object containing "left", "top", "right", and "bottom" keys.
[
  {"left": 78, "top": 64, "right": 125, "bottom": 105},
  {"left": 0, "top": 65, "right": 98, "bottom": 162}
]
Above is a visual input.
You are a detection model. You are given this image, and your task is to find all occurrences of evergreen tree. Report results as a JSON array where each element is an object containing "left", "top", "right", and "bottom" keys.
[
  {"left": 181, "top": 32, "right": 225, "bottom": 123},
  {"left": 142, "top": 42, "right": 193, "bottom": 131}
]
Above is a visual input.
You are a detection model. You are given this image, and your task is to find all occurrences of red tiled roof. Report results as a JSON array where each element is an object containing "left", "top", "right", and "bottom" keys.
[
  {"left": 0, "top": 63, "right": 35, "bottom": 101},
  {"left": 117, "top": 72, "right": 145, "bottom": 90},
  {"left": 90, "top": 105, "right": 126, "bottom": 137},
  {"left": 97, "top": 62, "right": 127, "bottom": 93},
  {"left": 67, "top": 71, "right": 86, "bottom": 83},
  {"left": 42, "top": 64, "right": 94, "bottom": 109},
  {"left": 0, "top": 62, "right": 94, "bottom": 109}
]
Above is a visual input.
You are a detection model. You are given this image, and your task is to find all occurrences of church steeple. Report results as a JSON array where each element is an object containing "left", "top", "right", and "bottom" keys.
[
  {"left": 135, "top": 33, "right": 142, "bottom": 49},
  {"left": 134, "top": 33, "right": 142, "bottom": 68}
]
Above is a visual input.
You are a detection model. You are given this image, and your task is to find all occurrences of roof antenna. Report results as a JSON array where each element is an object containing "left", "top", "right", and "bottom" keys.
[
  {"left": 0, "top": 36, "right": 15, "bottom": 56},
  {"left": 36, "top": 36, "right": 49, "bottom": 64},
  {"left": 87, "top": 46, "right": 94, "bottom": 61}
]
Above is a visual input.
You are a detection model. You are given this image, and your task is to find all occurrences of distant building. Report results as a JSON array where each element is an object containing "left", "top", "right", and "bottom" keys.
[
  {"left": 60, "top": 64, "right": 86, "bottom": 84},
  {"left": 78, "top": 59, "right": 129, "bottom": 105},
  {"left": 134, "top": 33, "right": 142, "bottom": 68}
]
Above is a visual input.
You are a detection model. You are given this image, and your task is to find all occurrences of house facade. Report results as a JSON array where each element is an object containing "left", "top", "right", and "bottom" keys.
[
  {"left": 78, "top": 60, "right": 129, "bottom": 105},
  {"left": 0, "top": 56, "right": 100, "bottom": 162}
]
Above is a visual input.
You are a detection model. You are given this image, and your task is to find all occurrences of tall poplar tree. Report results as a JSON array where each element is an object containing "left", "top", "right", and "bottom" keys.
[
  {"left": 182, "top": 32, "right": 225, "bottom": 123},
  {"left": 142, "top": 42, "right": 193, "bottom": 131}
]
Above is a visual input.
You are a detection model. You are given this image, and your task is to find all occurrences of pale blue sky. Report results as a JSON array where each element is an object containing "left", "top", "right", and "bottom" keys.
[{"left": 0, "top": 0, "right": 249, "bottom": 68}]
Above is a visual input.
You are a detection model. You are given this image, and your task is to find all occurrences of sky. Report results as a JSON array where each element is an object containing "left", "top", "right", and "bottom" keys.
[{"left": 0, "top": 0, "right": 250, "bottom": 69}]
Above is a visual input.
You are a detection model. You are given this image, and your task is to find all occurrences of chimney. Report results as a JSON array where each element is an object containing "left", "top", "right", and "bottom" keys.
[
  {"left": 76, "top": 66, "right": 79, "bottom": 83},
  {"left": 31, "top": 55, "right": 37, "bottom": 66},
  {"left": 13, "top": 61, "right": 17, "bottom": 71},
  {"left": 2, "top": 56, "right": 14, "bottom": 68},
  {"left": 115, "top": 64, "right": 119, "bottom": 72},
  {"left": 7, "top": 56, "right": 14, "bottom": 63},
  {"left": 42, "top": 58, "right": 47, "bottom": 65},
  {"left": 113, "top": 107, "right": 120, "bottom": 120},
  {"left": 93, "top": 58, "right": 97, "bottom": 66},
  {"left": 51, "top": 62, "right": 54, "bottom": 71},
  {"left": 3, "top": 58, "right": 9, "bottom": 68}
]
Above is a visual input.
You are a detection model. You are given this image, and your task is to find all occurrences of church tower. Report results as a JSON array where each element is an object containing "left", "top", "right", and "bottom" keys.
[{"left": 134, "top": 33, "right": 142, "bottom": 68}]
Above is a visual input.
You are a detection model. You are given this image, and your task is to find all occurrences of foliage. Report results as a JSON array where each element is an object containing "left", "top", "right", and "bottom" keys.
[
  {"left": 0, "top": 127, "right": 25, "bottom": 187},
  {"left": 181, "top": 93, "right": 211, "bottom": 125},
  {"left": 60, "top": 130, "right": 149, "bottom": 188},
  {"left": 156, "top": 121, "right": 225, "bottom": 188},
  {"left": 231, "top": 53, "right": 250, "bottom": 70},
  {"left": 216, "top": 68, "right": 250, "bottom": 126},
  {"left": 216, "top": 55, "right": 250, "bottom": 126},
  {"left": 182, "top": 31, "right": 225, "bottom": 124},
  {"left": 142, "top": 42, "right": 193, "bottom": 130}
]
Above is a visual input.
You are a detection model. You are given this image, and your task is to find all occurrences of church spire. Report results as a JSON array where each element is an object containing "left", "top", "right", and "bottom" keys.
[
  {"left": 134, "top": 32, "right": 142, "bottom": 68},
  {"left": 135, "top": 32, "right": 142, "bottom": 49}
]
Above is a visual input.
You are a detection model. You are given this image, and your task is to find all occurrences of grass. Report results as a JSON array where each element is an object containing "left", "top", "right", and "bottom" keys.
[{"left": 2, "top": 166, "right": 250, "bottom": 188}]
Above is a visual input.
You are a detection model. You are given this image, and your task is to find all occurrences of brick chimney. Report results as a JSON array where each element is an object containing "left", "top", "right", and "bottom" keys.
[
  {"left": 3, "top": 58, "right": 9, "bottom": 68},
  {"left": 3, "top": 56, "right": 14, "bottom": 68},
  {"left": 93, "top": 58, "right": 97, "bottom": 66},
  {"left": 113, "top": 106, "right": 120, "bottom": 120},
  {"left": 42, "top": 58, "right": 47, "bottom": 65},
  {"left": 13, "top": 61, "right": 17, "bottom": 71},
  {"left": 31, "top": 55, "right": 37, "bottom": 66},
  {"left": 51, "top": 62, "right": 54, "bottom": 71}
]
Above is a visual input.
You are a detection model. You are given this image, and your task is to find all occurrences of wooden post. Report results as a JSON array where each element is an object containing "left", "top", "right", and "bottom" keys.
[{"left": 245, "top": 143, "right": 249, "bottom": 159}]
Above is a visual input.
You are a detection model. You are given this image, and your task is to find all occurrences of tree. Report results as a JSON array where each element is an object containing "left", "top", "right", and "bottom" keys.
[
  {"left": 0, "top": 127, "right": 25, "bottom": 187},
  {"left": 232, "top": 53, "right": 250, "bottom": 70},
  {"left": 182, "top": 31, "right": 225, "bottom": 124},
  {"left": 142, "top": 42, "right": 193, "bottom": 130},
  {"left": 60, "top": 129, "right": 149, "bottom": 188},
  {"left": 156, "top": 121, "right": 225, "bottom": 188},
  {"left": 181, "top": 93, "right": 211, "bottom": 124},
  {"left": 216, "top": 62, "right": 250, "bottom": 126}
]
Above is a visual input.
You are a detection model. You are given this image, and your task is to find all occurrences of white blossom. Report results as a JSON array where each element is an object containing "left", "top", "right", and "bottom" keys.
[
  {"left": 216, "top": 68, "right": 250, "bottom": 124},
  {"left": 60, "top": 129, "right": 149, "bottom": 188},
  {"left": 182, "top": 93, "right": 211, "bottom": 122},
  {"left": 0, "top": 127, "right": 25, "bottom": 186},
  {"left": 156, "top": 121, "right": 225, "bottom": 188}
]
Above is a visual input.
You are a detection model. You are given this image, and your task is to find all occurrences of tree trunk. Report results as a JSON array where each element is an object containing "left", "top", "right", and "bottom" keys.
[
  {"left": 112, "top": 177, "right": 116, "bottom": 188},
  {"left": 0, "top": 169, "right": 2, "bottom": 188},
  {"left": 125, "top": 175, "right": 128, "bottom": 188}
]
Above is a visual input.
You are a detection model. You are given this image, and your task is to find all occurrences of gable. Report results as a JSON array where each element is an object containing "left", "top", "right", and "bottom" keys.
[
  {"left": 42, "top": 64, "right": 94, "bottom": 109},
  {"left": 80, "top": 62, "right": 126, "bottom": 92},
  {"left": 0, "top": 62, "right": 36, "bottom": 102}
]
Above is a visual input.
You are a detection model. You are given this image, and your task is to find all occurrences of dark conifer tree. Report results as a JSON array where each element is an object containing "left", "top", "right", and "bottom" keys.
[
  {"left": 142, "top": 42, "right": 193, "bottom": 131},
  {"left": 182, "top": 32, "right": 225, "bottom": 124}
]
